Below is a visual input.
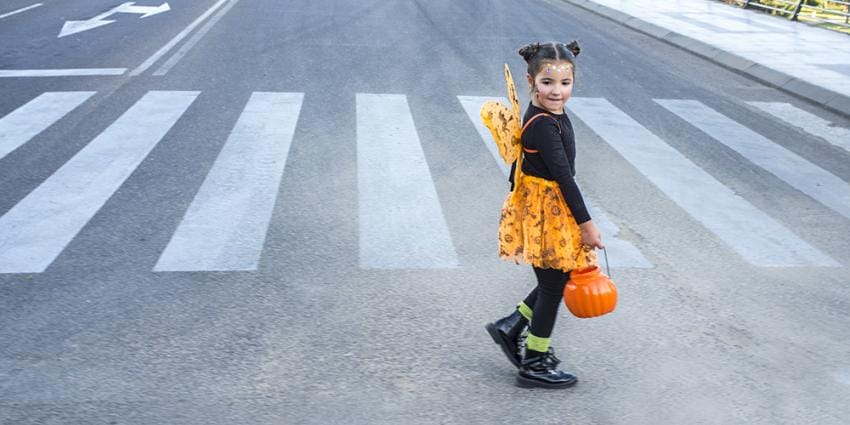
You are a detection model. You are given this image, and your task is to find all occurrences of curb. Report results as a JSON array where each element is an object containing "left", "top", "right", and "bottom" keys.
[{"left": 562, "top": 0, "right": 850, "bottom": 118}]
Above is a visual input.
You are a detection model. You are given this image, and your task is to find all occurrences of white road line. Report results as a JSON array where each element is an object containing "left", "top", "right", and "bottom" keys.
[
  {"left": 585, "top": 198, "right": 654, "bottom": 269},
  {"left": 0, "top": 69, "right": 126, "bottom": 77},
  {"left": 153, "top": 0, "right": 241, "bottom": 76},
  {"left": 569, "top": 97, "right": 838, "bottom": 267},
  {"left": 0, "top": 92, "right": 95, "bottom": 160},
  {"left": 747, "top": 101, "right": 850, "bottom": 155},
  {"left": 458, "top": 95, "right": 652, "bottom": 268},
  {"left": 833, "top": 367, "right": 850, "bottom": 387},
  {"left": 131, "top": 0, "right": 230, "bottom": 76},
  {"left": 0, "top": 3, "right": 42, "bottom": 20},
  {"left": 0, "top": 91, "right": 199, "bottom": 274},
  {"left": 357, "top": 93, "right": 458, "bottom": 269},
  {"left": 658, "top": 99, "right": 850, "bottom": 221},
  {"left": 154, "top": 92, "right": 303, "bottom": 272}
]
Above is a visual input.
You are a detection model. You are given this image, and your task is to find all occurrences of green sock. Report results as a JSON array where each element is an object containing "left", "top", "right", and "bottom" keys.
[
  {"left": 526, "top": 333, "right": 551, "bottom": 354},
  {"left": 517, "top": 301, "right": 533, "bottom": 321}
]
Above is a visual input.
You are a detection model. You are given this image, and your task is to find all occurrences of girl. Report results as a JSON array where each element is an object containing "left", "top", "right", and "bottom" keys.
[{"left": 485, "top": 41, "right": 604, "bottom": 389}]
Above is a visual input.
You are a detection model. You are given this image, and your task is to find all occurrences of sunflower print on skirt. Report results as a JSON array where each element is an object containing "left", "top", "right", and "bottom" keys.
[{"left": 499, "top": 173, "right": 597, "bottom": 272}]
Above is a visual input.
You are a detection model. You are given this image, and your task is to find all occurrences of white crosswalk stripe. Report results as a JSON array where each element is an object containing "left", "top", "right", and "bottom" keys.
[
  {"left": 357, "top": 93, "right": 459, "bottom": 269},
  {"left": 586, "top": 201, "right": 654, "bottom": 269},
  {"left": 154, "top": 92, "right": 304, "bottom": 272},
  {"left": 569, "top": 97, "right": 839, "bottom": 267},
  {"left": 0, "top": 91, "right": 199, "bottom": 273},
  {"left": 658, "top": 99, "right": 850, "bottom": 221},
  {"left": 0, "top": 91, "right": 95, "bottom": 160},
  {"left": 457, "top": 95, "right": 653, "bottom": 269},
  {"left": 747, "top": 101, "right": 850, "bottom": 155}
]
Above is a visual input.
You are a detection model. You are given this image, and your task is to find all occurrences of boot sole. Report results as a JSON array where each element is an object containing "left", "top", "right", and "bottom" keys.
[
  {"left": 516, "top": 374, "right": 578, "bottom": 389},
  {"left": 485, "top": 323, "right": 521, "bottom": 368}
]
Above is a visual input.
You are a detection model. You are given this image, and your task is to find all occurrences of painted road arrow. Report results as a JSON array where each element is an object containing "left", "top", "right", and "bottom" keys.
[{"left": 59, "top": 2, "right": 170, "bottom": 38}]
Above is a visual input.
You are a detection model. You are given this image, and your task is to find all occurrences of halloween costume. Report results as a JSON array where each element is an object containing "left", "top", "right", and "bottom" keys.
[{"left": 482, "top": 63, "right": 597, "bottom": 388}]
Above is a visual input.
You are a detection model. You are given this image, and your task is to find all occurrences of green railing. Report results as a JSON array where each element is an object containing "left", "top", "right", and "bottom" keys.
[{"left": 726, "top": 0, "right": 850, "bottom": 33}]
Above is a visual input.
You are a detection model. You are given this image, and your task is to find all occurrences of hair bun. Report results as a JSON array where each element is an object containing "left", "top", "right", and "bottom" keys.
[
  {"left": 518, "top": 42, "right": 542, "bottom": 62},
  {"left": 565, "top": 40, "right": 581, "bottom": 57}
]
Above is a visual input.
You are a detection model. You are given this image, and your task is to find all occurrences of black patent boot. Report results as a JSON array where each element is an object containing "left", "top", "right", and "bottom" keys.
[
  {"left": 485, "top": 310, "right": 528, "bottom": 367},
  {"left": 516, "top": 351, "right": 578, "bottom": 389}
]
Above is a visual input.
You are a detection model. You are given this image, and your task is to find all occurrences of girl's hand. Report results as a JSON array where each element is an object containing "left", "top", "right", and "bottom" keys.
[{"left": 579, "top": 220, "right": 604, "bottom": 249}]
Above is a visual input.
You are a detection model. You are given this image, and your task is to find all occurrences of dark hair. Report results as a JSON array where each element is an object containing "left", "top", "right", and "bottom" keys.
[{"left": 518, "top": 41, "right": 581, "bottom": 78}]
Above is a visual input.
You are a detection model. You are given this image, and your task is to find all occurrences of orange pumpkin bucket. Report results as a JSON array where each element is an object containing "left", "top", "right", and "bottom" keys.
[{"left": 563, "top": 249, "right": 618, "bottom": 318}]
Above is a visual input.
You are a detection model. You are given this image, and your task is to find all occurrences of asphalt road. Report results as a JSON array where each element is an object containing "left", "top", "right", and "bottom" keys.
[{"left": 1, "top": 0, "right": 849, "bottom": 424}]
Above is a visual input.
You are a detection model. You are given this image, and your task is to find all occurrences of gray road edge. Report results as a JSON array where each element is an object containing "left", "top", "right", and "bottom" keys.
[{"left": 561, "top": 0, "right": 850, "bottom": 118}]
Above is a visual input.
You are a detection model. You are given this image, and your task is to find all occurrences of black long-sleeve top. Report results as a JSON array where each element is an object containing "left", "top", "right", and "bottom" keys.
[{"left": 510, "top": 103, "right": 591, "bottom": 224}]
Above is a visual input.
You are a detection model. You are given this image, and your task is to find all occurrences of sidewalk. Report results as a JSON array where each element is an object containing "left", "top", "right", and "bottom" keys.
[{"left": 562, "top": 0, "right": 850, "bottom": 117}]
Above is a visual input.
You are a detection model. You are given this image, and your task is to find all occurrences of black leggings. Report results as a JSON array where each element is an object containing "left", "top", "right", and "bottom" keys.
[{"left": 523, "top": 267, "right": 570, "bottom": 340}]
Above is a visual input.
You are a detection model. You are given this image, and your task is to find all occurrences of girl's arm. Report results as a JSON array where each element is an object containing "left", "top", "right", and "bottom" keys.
[{"left": 579, "top": 221, "right": 603, "bottom": 249}]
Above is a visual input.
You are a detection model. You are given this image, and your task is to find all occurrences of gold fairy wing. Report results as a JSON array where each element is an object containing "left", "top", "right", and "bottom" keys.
[
  {"left": 480, "top": 100, "right": 520, "bottom": 164},
  {"left": 479, "top": 64, "right": 523, "bottom": 164},
  {"left": 504, "top": 63, "right": 521, "bottom": 139}
]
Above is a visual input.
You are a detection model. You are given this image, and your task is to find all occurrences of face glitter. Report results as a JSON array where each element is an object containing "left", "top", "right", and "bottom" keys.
[{"left": 543, "top": 64, "right": 572, "bottom": 75}]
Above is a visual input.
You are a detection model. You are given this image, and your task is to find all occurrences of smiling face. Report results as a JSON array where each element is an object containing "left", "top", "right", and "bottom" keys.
[{"left": 527, "top": 60, "right": 574, "bottom": 114}]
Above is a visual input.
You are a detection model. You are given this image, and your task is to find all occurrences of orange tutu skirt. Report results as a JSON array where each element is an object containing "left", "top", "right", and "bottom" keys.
[{"left": 498, "top": 173, "right": 597, "bottom": 272}]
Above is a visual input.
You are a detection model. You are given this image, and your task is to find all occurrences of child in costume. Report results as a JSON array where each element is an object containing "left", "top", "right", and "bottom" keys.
[{"left": 483, "top": 41, "right": 603, "bottom": 389}]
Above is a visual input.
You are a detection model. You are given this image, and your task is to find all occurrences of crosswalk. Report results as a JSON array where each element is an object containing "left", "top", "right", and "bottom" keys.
[
  {"left": 357, "top": 93, "right": 459, "bottom": 269},
  {"left": 0, "top": 92, "right": 95, "bottom": 160},
  {"left": 0, "top": 90, "right": 847, "bottom": 273},
  {"left": 154, "top": 92, "right": 303, "bottom": 272},
  {"left": 658, "top": 99, "right": 850, "bottom": 221},
  {"left": 0, "top": 91, "right": 199, "bottom": 273},
  {"left": 747, "top": 101, "right": 850, "bottom": 155},
  {"left": 570, "top": 98, "right": 837, "bottom": 267}
]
